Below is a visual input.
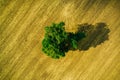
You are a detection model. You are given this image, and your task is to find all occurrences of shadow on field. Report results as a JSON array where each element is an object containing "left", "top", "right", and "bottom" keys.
[{"left": 76, "top": 22, "right": 110, "bottom": 51}]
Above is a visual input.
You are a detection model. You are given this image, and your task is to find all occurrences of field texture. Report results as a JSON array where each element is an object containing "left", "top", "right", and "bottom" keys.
[{"left": 0, "top": 0, "right": 120, "bottom": 80}]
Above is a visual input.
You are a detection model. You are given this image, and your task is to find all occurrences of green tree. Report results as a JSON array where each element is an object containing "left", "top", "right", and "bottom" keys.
[
  {"left": 42, "top": 22, "right": 85, "bottom": 59},
  {"left": 42, "top": 22, "right": 68, "bottom": 59}
]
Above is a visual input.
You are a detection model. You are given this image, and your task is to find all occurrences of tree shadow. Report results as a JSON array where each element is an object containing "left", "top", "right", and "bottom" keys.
[{"left": 76, "top": 22, "right": 110, "bottom": 51}]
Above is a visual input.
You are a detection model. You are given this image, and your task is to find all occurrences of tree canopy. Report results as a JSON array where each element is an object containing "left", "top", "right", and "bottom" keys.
[{"left": 42, "top": 22, "right": 85, "bottom": 59}]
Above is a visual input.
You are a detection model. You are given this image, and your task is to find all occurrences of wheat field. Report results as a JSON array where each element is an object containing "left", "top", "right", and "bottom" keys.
[{"left": 0, "top": 0, "right": 120, "bottom": 80}]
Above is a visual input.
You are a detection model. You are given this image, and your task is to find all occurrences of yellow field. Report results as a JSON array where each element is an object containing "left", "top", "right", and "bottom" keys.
[{"left": 0, "top": 0, "right": 120, "bottom": 80}]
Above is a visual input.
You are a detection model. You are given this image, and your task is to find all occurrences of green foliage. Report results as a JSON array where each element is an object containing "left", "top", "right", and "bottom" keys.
[
  {"left": 71, "top": 39, "right": 78, "bottom": 49},
  {"left": 67, "top": 32, "right": 86, "bottom": 50},
  {"left": 42, "top": 22, "right": 86, "bottom": 59},
  {"left": 42, "top": 22, "right": 67, "bottom": 59}
]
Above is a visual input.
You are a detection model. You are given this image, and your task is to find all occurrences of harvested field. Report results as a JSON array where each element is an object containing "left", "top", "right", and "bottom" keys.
[{"left": 0, "top": 0, "right": 120, "bottom": 80}]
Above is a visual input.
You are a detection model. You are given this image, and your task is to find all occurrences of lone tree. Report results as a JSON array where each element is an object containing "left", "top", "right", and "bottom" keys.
[{"left": 42, "top": 22, "right": 85, "bottom": 59}]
